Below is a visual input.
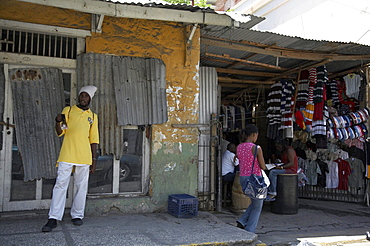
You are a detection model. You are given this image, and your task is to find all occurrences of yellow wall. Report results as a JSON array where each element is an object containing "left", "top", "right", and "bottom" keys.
[
  {"left": 0, "top": 0, "right": 201, "bottom": 213},
  {"left": 87, "top": 17, "right": 200, "bottom": 145}
]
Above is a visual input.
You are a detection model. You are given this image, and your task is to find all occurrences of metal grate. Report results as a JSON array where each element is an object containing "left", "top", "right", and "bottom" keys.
[{"left": 0, "top": 28, "right": 77, "bottom": 59}]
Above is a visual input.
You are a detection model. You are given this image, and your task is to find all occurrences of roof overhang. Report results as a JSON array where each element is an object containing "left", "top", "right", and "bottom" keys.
[{"left": 16, "top": 0, "right": 245, "bottom": 27}]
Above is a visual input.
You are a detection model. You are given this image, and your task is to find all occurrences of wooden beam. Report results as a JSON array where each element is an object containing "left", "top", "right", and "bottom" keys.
[
  {"left": 205, "top": 53, "right": 284, "bottom": 70},
  {"left": 216, "top": 68, "right": 283, "bottom": 77},
  {"left": 201, "top": 36, "right": 370, "bottom": 61},
  {"left": 218, "top": 76, "right": 275, "bottom": 85},
  {"left": 220, "top": 83, "right": 271, "bottom": 88}
]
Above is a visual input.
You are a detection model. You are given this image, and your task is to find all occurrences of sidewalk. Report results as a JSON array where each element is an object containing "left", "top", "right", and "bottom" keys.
[
  {"left": 214, "top": 198, "right": 370, "bottom": 246},
  {"left": 0, "top": 198, "right": 370, "bottom": 246},
  {"left": 0, "top": 209, "right": 261, "bottom": 246}
]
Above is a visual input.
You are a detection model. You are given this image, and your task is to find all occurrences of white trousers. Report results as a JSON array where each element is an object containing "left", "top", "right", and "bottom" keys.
[{"left": 48, "top": 162, "right": 90, "bottom": 221}]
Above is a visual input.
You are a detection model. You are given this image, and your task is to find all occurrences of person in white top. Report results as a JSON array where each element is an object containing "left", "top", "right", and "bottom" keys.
[
  {"left": 222, "top": 143, "right": 239, "bottom": 199},
  {"left": 222, "top": 143, "right": 239, "bottom": 182}
]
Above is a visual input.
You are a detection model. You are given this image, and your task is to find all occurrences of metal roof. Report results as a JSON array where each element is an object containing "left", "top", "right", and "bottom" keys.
[{"left": 200, "top": 26, "right": 370, "bottom": 99}]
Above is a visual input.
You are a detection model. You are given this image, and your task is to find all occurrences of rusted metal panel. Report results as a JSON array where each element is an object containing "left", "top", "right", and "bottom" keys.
[
  {"left": 77, "top": 53, "right": 124, "bottom": 158},
  {"left": 112, "top": 56, "right": 167, "bottom": 126},
  {"left": 10, "top": 68, "right": 63, "bottom": 181}
]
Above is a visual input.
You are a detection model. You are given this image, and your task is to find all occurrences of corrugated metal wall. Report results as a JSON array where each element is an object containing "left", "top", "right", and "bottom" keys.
[
  {"left": 199, "top": 67, "right": 218, "bottom": 124},
  {"left": 10, "top": 68, "right": 63, "bottom": 181},
  {"left": 0, "top": 65, "right": 4, "bottom": 151},
  {"left": 77, "top": 53, "right": 123, "bottom": 158},
  {"left": 112, "top": 56, "right": 167, "bottom": 126},
  {"left": 77, "top": 53, "right": 167, "bottom": 158},
  {"left": 198, "top": 67, "right": 219, "bottom": 209}
]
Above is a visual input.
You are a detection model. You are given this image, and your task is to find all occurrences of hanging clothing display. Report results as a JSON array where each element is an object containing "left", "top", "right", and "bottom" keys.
[{"left": 264, "top": 65, "right": 369, "bottom": 202}]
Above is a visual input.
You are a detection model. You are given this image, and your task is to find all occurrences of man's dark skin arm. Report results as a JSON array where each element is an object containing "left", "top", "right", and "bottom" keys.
[
  {"left": 55, "top": 114, "right": 63, "bottom": 135},
  {"left": 90, "top": 143, "right": 98, "bottom": 173}
]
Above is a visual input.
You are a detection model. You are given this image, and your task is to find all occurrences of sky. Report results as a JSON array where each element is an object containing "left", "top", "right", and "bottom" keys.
[{"left": 245, "top": 0, "right": 370, "bottom": 46}]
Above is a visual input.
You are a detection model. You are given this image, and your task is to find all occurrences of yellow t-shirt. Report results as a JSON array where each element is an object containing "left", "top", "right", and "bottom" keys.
[{"left": 56, "top": 105, "right": 99, "bottom": 165}]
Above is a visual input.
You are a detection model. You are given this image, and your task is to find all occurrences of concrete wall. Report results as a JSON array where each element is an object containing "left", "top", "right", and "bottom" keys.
[{"left": 0, "top": 0, "right": 201, "bottom": 214}]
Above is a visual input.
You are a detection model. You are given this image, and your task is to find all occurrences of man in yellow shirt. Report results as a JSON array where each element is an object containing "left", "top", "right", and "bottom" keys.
[{"left": 42, "top": 85, "right": 99, "bottom": 232}]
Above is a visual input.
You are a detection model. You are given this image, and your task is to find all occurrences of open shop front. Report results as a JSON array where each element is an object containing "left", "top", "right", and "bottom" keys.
[{"left": 199, "top": 27, "right": 370, "bottom": 207}]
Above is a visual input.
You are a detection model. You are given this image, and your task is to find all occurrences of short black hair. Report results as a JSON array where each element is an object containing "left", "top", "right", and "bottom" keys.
[{"left": 227, "top": 143, "right": 236, "bottom": 151}]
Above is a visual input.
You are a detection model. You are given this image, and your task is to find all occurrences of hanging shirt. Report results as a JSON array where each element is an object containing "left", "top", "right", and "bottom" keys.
[
  {"left": 305, "top": 160, "right": 322, "bottom": 185},
  {"left": 326, "top": 160, "right": 338, "bottom": 189},
  {"left": 346, "top": 157, "right": 365, "bottom": 188},
  {"left": 344, "top": 74, "right": 361, "bottom": 100},
  {"left": 336, "top": 159, "right": 351, "bottom": 190}
]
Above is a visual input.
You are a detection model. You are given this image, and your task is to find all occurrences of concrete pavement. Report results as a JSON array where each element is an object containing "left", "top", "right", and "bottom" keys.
[
  {"left": 0, "top": 198, "right": 370, "bottom": 246},
  {"left": 0, "top": 209, "right": 261, "bottom": 246},
  {"left": 215, "top": 198, "right": 370, "bottom": 246}
]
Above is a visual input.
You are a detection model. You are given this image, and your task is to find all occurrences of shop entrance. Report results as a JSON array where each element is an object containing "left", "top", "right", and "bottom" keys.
[{"left": 0, "top": 64, "right": 74, "bottom": 212}]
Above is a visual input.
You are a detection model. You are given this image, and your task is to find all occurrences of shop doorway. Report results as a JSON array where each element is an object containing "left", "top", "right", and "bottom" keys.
[{"left": 0, "top": 64, "right": 74, "bottom": 211}]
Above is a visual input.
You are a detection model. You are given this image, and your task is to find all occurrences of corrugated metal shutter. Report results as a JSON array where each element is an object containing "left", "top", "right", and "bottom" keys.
[
  {"left": 0, "top": 65, "right": 5, "bottom": 150},
  {"left": 77, "top": 53, "right": 124, "bottom": 158},
  {"left": 10, "top": 68, "right": 64, "bottom": 181},
  {"left": 113, "top": 56, "right": 167, "bottom": 126},
  {"left": 77, "top": 53, "right": 167, "bottom": 158}
]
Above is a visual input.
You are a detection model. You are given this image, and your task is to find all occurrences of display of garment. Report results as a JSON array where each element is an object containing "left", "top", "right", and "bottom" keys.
[
  {"left": 302, "top": 68, "right": 317, "bottom": 126},
  {"left": 326, "top": 80, "right": 340, "bottom": 106},
  {"left": 344, "top": 138, "right": 365, "bottom": 150},
  {"left": 343, "top": 73, "right": 361, "bottom": 100},
  {"left": 228, "top": 105, "right": 235, "bottom": 131},
  {"left": 334, "top": 149, "right": 349, "bottom": 160},
  {"left": 335, "top": 158, "right": 351, "bottom": 190},
  {"left": 266, "top": 82, "right": 282, "bottom": 139},
  {"left": 317, "top": 160, "right": 329, "bottom": 188},
  {"left": 358, "top": 74, "right": 367, "bottom": 102},
  {"left": 298, "top": 157, "right": 306, "bottom": 170},
  {"left": 280, "top": 79, "right": 295, "bottom": 136},
  {"left": 313, "top": 65, "right": 327, "bottom": 104},
  {"left": 296, "top": 70, "right": 309, "bottom": 108},
  {"left": 238, "top": 106, "right": 246, "bottom": 130},
  {"left": 304, "top": 159, "right": 322, "bottom": 186},
  {"left": 346, "top": 157, "right": 365, "bottom": 188},
  {"left": 234, "top": 106, "right": 242, "bottom": 130},
  {"left": 326, "top": 160, "right": 339, "bottom": 189},
  {"left": 305, "top": 149, "right": 317, "bottom": 161},
  {"left": 221, "top": 105, "right": 228, "bottom": 131},
  {"left": 337, "top": 79, "right": 346, "bottom": 103}
]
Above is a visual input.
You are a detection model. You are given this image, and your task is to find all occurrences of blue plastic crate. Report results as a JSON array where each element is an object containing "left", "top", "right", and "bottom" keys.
[{"left": 168, "top": 194, "right": 198, "bottom": 218}]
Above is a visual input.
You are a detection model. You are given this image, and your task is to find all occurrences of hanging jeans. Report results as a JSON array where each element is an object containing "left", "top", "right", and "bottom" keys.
[
  {"left": 48, "top": 162, "right": 90, "bottom": 221},
  {"left": 236, "top": 175, "right": 264, "bottom": 233}
]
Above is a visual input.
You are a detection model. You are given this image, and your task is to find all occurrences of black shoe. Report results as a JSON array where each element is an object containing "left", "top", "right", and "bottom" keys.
[
  {"left": 72, "top": 218, "right": 83, "bottom": 226},
  {"left": 42, "top": 219, "right": 57, "bottom": 232},
  {"left": 236, "top": 221, "right": 245, "bottom": 229}
]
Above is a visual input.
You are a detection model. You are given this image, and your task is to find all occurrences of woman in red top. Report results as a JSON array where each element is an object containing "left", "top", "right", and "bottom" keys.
[{"left": 236, "top": 124, "right": 267, "bottom": 233}]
